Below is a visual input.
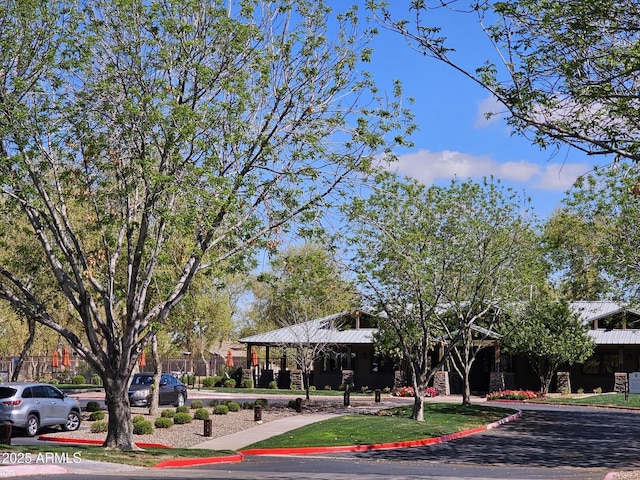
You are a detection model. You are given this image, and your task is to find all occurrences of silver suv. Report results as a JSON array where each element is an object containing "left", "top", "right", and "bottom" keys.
[{"left": 0, "top": 382, "right": 81, "bottom": 437}]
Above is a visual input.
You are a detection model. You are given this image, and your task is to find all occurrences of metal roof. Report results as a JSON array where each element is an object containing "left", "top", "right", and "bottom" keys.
[
  {"left": 240, "top": 302, "right": 640, "bottom": 347},
  {"left": 240, "top": 311, "right": 377, "bottom": 346},
  {"left": 589, "top": 329, "right": 640, "bottom": 345}
]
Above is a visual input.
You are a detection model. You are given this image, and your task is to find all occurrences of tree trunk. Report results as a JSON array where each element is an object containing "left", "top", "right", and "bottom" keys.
[
  {"left": 148, "top": 335, "right": 161, "bottom": 417},
  {"left": 11, "top": 318, "right": 36, "bottom": 381},
  {"left": 103, "top": 376, "right": 136, "bottom": 450},
  {"left": 462, "top": 371, "right": 472, "bottom": 405},
  {"left": 412, "top": 392, "right": 425, "bottom": 421}
]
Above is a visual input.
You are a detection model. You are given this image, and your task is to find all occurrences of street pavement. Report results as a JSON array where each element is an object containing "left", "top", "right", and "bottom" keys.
[{"left": 1, "top": 392, "right": 637, "bottom": 479}]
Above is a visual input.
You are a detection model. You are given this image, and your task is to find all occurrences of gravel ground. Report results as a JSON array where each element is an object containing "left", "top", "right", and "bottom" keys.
[{"left": 40, "top": 400, "right": 374, "bottom": 449}]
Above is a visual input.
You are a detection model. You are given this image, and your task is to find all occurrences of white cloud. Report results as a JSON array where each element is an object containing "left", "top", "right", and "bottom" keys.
[
  {"left": 532, "top": 162, "right": 590, "bottom": 191},
  {"left": 389, "top": 149, "right": 588, "bottom": 193},
  {"left": 475, "top": 95, "right": 505, "bottom": 128}
]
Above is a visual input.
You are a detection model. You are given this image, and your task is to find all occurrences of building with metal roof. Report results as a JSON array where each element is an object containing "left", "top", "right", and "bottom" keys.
[{"left": 239, "top": 302, "right": 640, "bottom": 394}]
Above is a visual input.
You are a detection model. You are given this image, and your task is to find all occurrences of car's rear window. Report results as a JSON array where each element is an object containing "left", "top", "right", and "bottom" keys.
[{"left": 0, "top": 387, "right": 17, "bottom": 399}]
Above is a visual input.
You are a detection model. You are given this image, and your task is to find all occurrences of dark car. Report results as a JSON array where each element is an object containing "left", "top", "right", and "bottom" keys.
[
  {"left": 128, "top": 373, "right": 187, "bottom": 407},
  {"left": 0, "top": 382, "right": 81, "bottom": 436}
]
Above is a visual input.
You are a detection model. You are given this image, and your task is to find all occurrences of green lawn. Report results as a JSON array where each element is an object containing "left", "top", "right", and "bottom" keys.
[
  {"left": 244, "top": 404, "right": 514, "bottom": 449},
  {"left": 535, "top": 393, "right": 640, "bottom": 408}
]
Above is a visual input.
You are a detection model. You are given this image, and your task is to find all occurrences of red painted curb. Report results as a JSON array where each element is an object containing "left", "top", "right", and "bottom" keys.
[
  {"left": 153, "top": 453, "right": 244, "bottom": 468},
  {"left": 37, "top": 410, "right": 523, "bottom": 468},
  {"left": 38, "top": 435, "right": 172, "bottom": 449},
  {"left": 241, "top": 410, "right": 522, "bottom": 457}
]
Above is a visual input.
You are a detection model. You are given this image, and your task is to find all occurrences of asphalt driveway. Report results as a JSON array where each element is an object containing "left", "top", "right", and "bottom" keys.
[{"left": 348, "top": 403, "right": 640, "bottom": 472}]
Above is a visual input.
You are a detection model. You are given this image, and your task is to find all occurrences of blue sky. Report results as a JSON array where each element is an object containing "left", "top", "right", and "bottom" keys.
[{"left": 355, "top": 2, "right": 599, "bottom": 219}]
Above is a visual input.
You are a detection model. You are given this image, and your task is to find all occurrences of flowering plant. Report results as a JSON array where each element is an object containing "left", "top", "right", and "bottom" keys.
[
  {"left": 392, "top": 386, "right": 438, "bottom": 397},
  {"left": 486, "top": 389, "right": 542, "bottom": 401}
]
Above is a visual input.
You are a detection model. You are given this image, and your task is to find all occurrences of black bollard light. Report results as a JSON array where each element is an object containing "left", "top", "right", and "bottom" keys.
[
  {"left": 254, "top": 404, "right": 263, "bottom": 423},
  {"left": 203, "top": 419, "right": 213, "bottom": 437},
  {"left": 374, "top": 389, "right": 381, "bottom": 403},
  {"left": 343, "top": 390, "right": 350, "bottom": 407},
  {"left": 295, "top": 397, "right": 303, "bottom": 413}
]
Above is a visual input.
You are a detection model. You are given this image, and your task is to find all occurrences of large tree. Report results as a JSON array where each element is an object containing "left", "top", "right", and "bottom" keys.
[
  {"left": 246, "top": 243, "right": 361, "bottom": 335},
  {"left": 368, "top": 0, "right": 640, "bottom": 164},
  {"left": 559, "top": 163, "right": 640, "bottom": 301},
  {"left": 502, "top": 297, "right": 594, "bottom": 394},
  {"left": 344, "top": 173, "right": 540, "bottom": 418},
  {"left": 0, "top": 0, "right": 409, "bottom": 449}
]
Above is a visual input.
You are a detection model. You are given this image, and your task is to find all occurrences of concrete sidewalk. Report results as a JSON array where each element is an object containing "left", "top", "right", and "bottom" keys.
[{"left": 189, "top": 413, "right": 340, "bottom": 451}]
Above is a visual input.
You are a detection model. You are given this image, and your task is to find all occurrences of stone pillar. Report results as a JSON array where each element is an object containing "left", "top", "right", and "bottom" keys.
[
  {"left": 434, "top": 371, "right": 450, "bottom": 396},
  {"left": 614, "top": 372, "right": 628, "bottom": 393},
  {"left": 290, "top": 369, "right": 304, "bottom": 390},
  {"left": 556, "top": 371, "right": 571, "bottom": 393},
  {"left": 490, "top": 372, "right": 505, "bottom": 393}
]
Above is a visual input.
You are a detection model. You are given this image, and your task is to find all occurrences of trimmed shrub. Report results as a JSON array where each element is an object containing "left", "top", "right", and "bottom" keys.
[
  {"left": 227, "top": 401, "right": 240, "bottom": 412},
  {"left": 208, "top": 399, "right": 220, "bottom": 407},
  {"left": 202, "top": 377, "right": 215, "bottom": 388},
  {"left": 90, "top": 421, "right": 108, "bottom": 433},
  {"left": 160, "top": 409, "right": 175, "bottom": 418},
  {"left": 213, "top": 405, "right": 229, "bottom": 415},
  {"left": 223, "top": 378, "right": 236, "bottom": 388},
  {"left": 323, "top": 385, "right": 332, "bottom": 391},
  {"left": 48, "top": 378, "right": 59, "bottom": 385},
  {"left": 132, "top": 415, "right": 146, "bottom": 424},
  {"left": 89, "top": 411, "right": 105, "bottom": 421},
  {"left": 242, "top": 402, "right": 255, "bottom": 410},
  {"left": 71, "top": 375, "right": 86, "bottom": 385},
  {"left": 92, "top": 375, "right": 102, "bottom": 386},
  {"left": 175, "top": 405, "right": 189, "bottom": 414},
  {"left": 154, "top": 417, "right": 173, "bottom": 429},
  {"left": 287, "top": 400, "right": 297, "bottom": 409},
  {"left": 255, "top": 398, "right": 268, "bottom": 408},
  {"left": 173, "top": 412, "right": 192, "bottom": 424},
  {"left": 241, "top": 379, "right": 253, "bottom": 389},
  {"left": 190, "top": 400, "right": 205, "bottom": 409},
  {"left": 268, "top": 380, "right": 278, "bottom": 389},
  {"left": 85, "top": 401, "right": 101, "bottom": 413},
  {"left": 133, "top": 419, "right": 154, "bottom": 434},
  {"left": 193, "top": 408, "right": 210, "bottom": 420}
]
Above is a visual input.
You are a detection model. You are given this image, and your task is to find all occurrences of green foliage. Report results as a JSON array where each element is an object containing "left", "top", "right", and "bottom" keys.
[
  {"left": 133, "top": 420, "right": 154, "bottom": 435},
  {"left": 227, "top": 401, "right": 240, "bottom": 412},
  {"left": 374, "top": 0, "right": 640, "bottom": 164},
  {"left": 193, "top": 408, "right": 210, "bottom": 420},
  {"left": 213, "top": 405, "right": 229, "bottom": 415},
  {"left": 245, "top": 244, "right": 361, "bottom": 335},
  {"left": 201, "top": 377, "right": 215, "bottom": 388},
  {"left": 502, "top": 297, "right": 595, "bottom": 394},
  {"left": 89, "top": 411, "right": 105, "bottom": 421},
  {"left": 268, "top": 381, "right": 278, "bottom": 389},
  {"left": 208, "top": 400, "right": 220, "bottom": 407},
  {"left": 241, "top": 379, "right": 254, "bottom": 389},
  {"left": 132, "top": 415, "right": 146, "bottom": 424},
  {"left": 175, "top": 406, "right": 189, "bottom": 414},
  {"left": 344, "top": 173, "right": 541, "bottom": 412},
  {"left": 255, "top": 398, "right": 268, "bottom": 408},
  {"left": 71, "top": 375, "right": 86, "bottom": 385},
  {"left": 92, "top": 375, "right": 102, "bottom": 386},
  {"left": 160, "top": 409, "right": 175, "bottom": 418},
  {"left": 173, "top": 412, "right": 193, "bottom": 424},
  {"left": 223, "top": 379, "right": 236, "bottom": 388},
  {"left": 85, "top": 401, "right": 101, "bottom": 413},
  {"left": 190, "top": 400, "right": 204, "bottom": 409},
  {"left": 0, "top": 0, "right": 411, "bottom": 450},
  {"left": 154, "top": 417, "right": 173, "bottom": 429},
  {"left": 90, "top": 421, "right": 108, "bottom": 433}
]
